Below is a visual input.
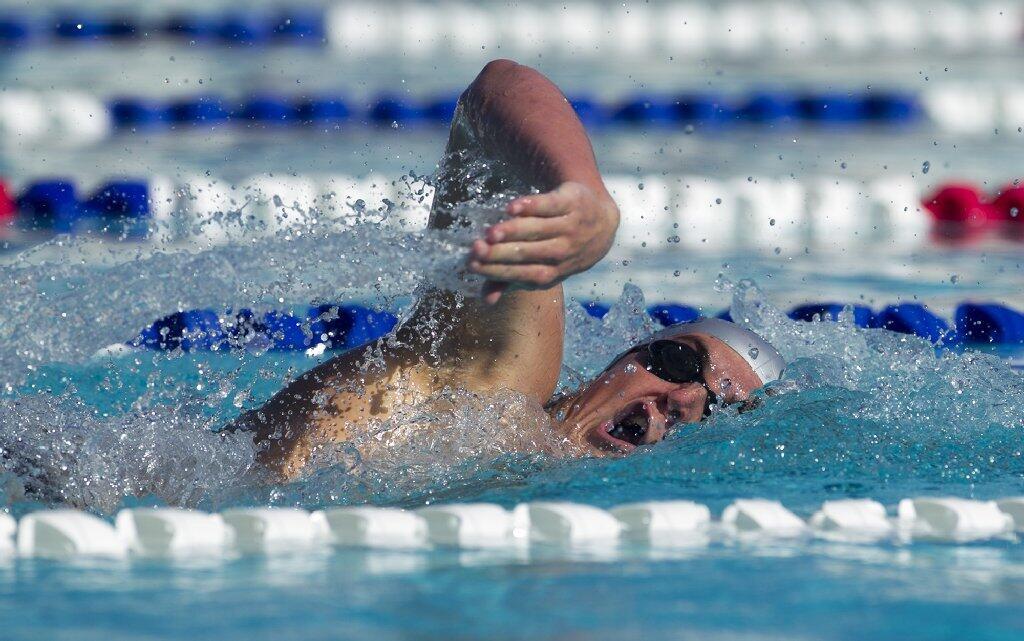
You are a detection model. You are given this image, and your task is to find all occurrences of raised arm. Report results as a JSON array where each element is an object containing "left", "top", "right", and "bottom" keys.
[
  {"left": 404, "top": 59, "right": 620, "bottom": 403},
  {"left": 445, "top": 59, "right": 620, "bottom": 303}
]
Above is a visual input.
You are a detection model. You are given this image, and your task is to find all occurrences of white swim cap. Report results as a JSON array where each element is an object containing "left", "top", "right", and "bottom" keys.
[{"left": 652, "top": 318, "right": 785, "bottom": 385}]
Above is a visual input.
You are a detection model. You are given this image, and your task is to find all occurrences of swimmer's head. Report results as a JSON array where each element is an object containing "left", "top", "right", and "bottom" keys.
[{"left": 550, "top": 318, "right": 784, "bottom": 455}]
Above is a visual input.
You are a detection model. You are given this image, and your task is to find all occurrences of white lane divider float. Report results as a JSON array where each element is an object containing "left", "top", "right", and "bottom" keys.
[
  {"left": 809, "top": 499, "right": 893, "bottom": 541},
  {"left": 7, "top": 496, "right": 1024, "bottom": 560},
  {"left": 722, "top": 499, "right": 808, "bottom": 537},
  {"left": 898, "top": 497, "right": 1014, "bottom": 542},
  {"left": 17, "top": 510, "right": 128, "bottom": 559},
  {"left": 115, "top": 508, "right": 230, "bottom": 557},
  {"left": 323, "top": 1, "right": 1024, "bottom": 60},
  {"left": 611, "top": 500, "right": 711, "bottom": 542},
  {"left": 995, "top": 498, "right": 1024, "bottom": 532},
  {"left": 512, "top": 501, "right": 622, "bottom": 545},
  {"left": 219, "top": 507, "right": 317, "bottom": 553},
  {"left": 311, "top": 506, "right": 427, "bottom": 549},
  {"left": 416, "top": 503, "right": 514, "bottom": 548},
  {"left": 1, "top": 512, "right": 15, "bottom": 555}
]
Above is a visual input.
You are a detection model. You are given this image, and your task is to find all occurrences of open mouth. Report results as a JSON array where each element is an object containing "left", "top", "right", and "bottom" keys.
[{"left": 594, "top": 401, "right": 656, "bottom": 451}]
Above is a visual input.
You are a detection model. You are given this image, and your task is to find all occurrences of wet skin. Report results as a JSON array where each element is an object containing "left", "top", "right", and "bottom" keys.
[{"left": 549, "top": 332, "right": 764, "bottom": 455}]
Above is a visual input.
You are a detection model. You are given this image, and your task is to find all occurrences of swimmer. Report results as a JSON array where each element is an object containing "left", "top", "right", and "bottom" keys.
[{"left": 233, "top": 60, "right": 785, "bottom": 480}]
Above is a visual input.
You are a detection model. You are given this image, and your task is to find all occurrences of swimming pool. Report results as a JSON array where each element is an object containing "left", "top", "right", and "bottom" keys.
[{"left": 3, "top": 1, "right": 1024, "bottom": 640}]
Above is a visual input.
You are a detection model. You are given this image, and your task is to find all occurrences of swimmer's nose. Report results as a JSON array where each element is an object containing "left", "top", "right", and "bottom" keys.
[{"left": 662, "top": 384, "right": 709, "bottom": 424}]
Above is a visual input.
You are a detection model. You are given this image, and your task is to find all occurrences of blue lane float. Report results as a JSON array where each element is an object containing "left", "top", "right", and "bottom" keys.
[
  {"left": 0, "top": 11, "right": 327, "bottom": 47},
  {"left": 16, "top": 180, "right": 83, "bottom": 233},
  {"left": 128, "top": 300, "right": 1024, "bottom": 353},
  {"left": 788, "top": 303, "right": 876, "bottom": 328},
  {"left": 98, "top": 90, "right": 924, "bottom": 132},
  {"left": 875, "top": 304, "right": 953, "bottom": 344},
  {"left": 955, "top": 304, "right": 1024, "bottom": 345}
]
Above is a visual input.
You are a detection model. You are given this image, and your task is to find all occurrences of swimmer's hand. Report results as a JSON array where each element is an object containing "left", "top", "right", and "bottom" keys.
[{"left": 467, "top": 182, "right": 620, "bottom": 304}]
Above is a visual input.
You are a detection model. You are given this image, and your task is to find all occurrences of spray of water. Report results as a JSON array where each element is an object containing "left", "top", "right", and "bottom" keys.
[{"left": 1, "top": 165, "right": 1022, "bottom": 514}]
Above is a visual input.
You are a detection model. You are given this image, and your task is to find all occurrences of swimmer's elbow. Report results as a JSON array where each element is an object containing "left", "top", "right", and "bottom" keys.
[{"left": 464, "top": 59, "right": 543, "bottom": 105}]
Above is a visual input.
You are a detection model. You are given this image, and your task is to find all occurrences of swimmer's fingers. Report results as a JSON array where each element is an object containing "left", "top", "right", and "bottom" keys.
[
  {"left": 485, "top": 216, "right": 570, "bottom": 243},
  {"left": 471, "top": 238, "right": 570, "bottom": 265},
  {"left": 507, "top": 186, "right": 575, "bottom": 218},
  {"left": 467, "top": 262, "right": 562, "bottom": 288}
]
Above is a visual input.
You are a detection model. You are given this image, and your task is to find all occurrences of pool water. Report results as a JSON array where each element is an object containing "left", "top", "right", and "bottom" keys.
[{"left": 3, "top": 1, "right": 1024, "bottom": 639}]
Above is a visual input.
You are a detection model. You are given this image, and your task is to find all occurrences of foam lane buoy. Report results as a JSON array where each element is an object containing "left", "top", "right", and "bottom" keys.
[
  {"left": 0, "top": 512, "right": 14, "bottom": 554},
  {"left": 84, "top": 180, "right": 150, "bottom": 238},
  {"left": 809, "top": 499, "right": 892, "bottom": 538},
  {"left": 341, "top": 307, "right": 398, "bottom": 348},
  {"left": 996, "top": 498, "right": 1024, "bottom": 532},
  {"left": 168, "top": 96, "right": 230, "bottom": 125},
  {"left": 876, "top": 303, "right": 953, "bottom": 343},
  {"left": 511, "top": 502, "right": 622, "bottom": 545},
  {"left": 17, "top": 179, "right": 83, "bottom": 232},
  {"left": 217, "top": 12, "right": 273, "bottom": 45},
  {"left": 898, "top": 497, "right": 1013, "bottom": 542},
  {"left": 0, "top": 178, "right": 15, "bottom": 224},
  {"left": 722, "top": 499, "right": 806, "bottom": 537},
  {"left": 611, "top": 501, "right": 711, "bottom": 541},
  {"left": 115, "top": 508, "right": 230, "bottom": 557},
  {"left": 921, "top": 183, "right": 994, "bottom": 227},
  {"left": 17, "top": 510, "right": 128, "bottom": 559},
  {"left": 416, "top": 503, "right": 514, "bottom": 548},
  {"left": 135, "top": 310, "right": 226, "bottom": 351},
  {"left": 271, "top": 9, "right": 325, "bottom": 43},
  {"left": 220, "top": 507, "right": 318, "bottom": 553},
  {"left": 311, "top": 507, "right": 426, "bottom": 549},
  {"left": 296, "top": 96, "right": 350, "bottom": 125},
  {"left": 111, "top": 98, "right": 169, "bottom": 130},
  {"left": 789, "top": 303, "right": 875, "bottom": 328},
  {"left": 163, "top": 12, "right": 221, "bottom": 41},
  {"left": 235, "top": 95, "right": 299, "bottom": 125},
  {"left": 955, "top": 303, "right": 1024, "bottom": 344},
  {"left": 262, "top": 311, "right": 308, "bottom": 351},
  {"left": 647, "top": 304, "right": 701, "bottom": 326},
  {"left": 992, "top": 184, "right": 1024, "bottom": 239}
]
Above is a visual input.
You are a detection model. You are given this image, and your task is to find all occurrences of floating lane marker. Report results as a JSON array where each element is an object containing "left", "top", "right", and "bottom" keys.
[
  {"left": 17, "top": 510, "right": 128, "bottom": 559},
  {"left": 809, "top": 499, "right": 893, "bottom": 541},
  {"left": 115, "top": 508, "right": 230, "bottom": 557},
  {"left": 995, "top": 498, "right": 1024, "bottom": 532},
  {"left": 416, "top": 503, "right": 514, "bottom": 548},
  {"left": 897, "top": 498, "right": 1014, "bottom": 542},
  {"left": 611, "top": 500, "right": 711, "bottom": 542},
  {"left": 220, "top": 507, "right": 317, "bottom": 553},
  {"left": 511, "top": 502, "right": 622, "bottom": 545},
  {"left": 0, "top": 512, "right": 15, "bottom": 555},
  {"left": 722, "top": 499, "right": 807, "bottom": 537},
  {"left": 311, "top": 507, "right": 427, "bottom": 549}
]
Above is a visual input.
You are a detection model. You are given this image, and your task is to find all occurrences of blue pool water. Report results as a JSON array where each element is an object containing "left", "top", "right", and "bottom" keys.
[{"left": 4, "top": 2, "right": 1024, "bottom": 639}]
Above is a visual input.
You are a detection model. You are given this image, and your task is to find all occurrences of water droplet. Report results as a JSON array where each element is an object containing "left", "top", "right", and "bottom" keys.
[
  {"left": 1011, "top": 207, "right": 1019, "bottom": 218},
  {"left": 748, "top": 347, "right": 759, "bottom": 360},
  {"left": 715, "top": 198, "right": 722, "bottom": 205},
  {"left": 624, "top": 363, "right": 638, "bottom": 374},
  {"left": 769, "top": 218, "right": 776, "bottom": 226},
  {"left": 922, "top": 161, "right": 931, "bottom": 174},
  {"left": 950, "top": 274, "right": 959, "bottom": 284}
]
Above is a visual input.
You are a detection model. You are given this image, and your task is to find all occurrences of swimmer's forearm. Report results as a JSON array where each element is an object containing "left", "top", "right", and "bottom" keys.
[{"left": 461, "top": 60, "right": 609, "bottom": 198}]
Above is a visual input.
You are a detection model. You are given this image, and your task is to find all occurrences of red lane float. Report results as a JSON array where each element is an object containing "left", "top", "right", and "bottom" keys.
[
  {"left": 920, "top": 182, "right": 1024, "bottom": 243},
  {"left": 0, "top": 179, "right": 15, "bottom": 224},
  {"left": 992, "top": 183, "right": 1024, "bottom": 239}
]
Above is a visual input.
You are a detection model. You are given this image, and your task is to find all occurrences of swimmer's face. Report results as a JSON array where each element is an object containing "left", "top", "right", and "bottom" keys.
[{"left": 551, "top": 333, "right": 763, "bottom": 455}]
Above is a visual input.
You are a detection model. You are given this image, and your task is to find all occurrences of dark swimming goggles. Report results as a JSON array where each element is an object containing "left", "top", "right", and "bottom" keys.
[{"left": 641, "top": 340, "right": 719, "bottom": 418}]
